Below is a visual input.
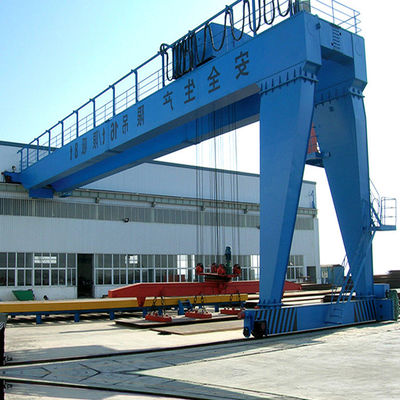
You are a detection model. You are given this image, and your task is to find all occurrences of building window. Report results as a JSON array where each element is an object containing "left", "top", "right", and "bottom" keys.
[
  {"left": 33, "top": 253, "right": 71, "bottom": 286},
  {"left": 50, "top": 253, "right": 66, "bottom": 286},
  {"left": 0, "top": 252, "right": 76, "bottom": 287},
  {"left": 95, "top": 253, "right": 134, "bottom": 285},
  {"left": 0, "top": 252, "right": 30, "bottom": 287},
  {"left": 287, "top": 255, "right": 305, "bottom": 282},
  {"left": 95, "top": 254, "right": 112, "bottom": 285},
  {"left": 0, "top": 251, "right": 310, "bottom": 287},
  {"left": 0, "top": 252, "right": 8, "bottom": 286},
  {"left": 67, "top": 253, "right": 77, "bottom": 286},
  {"left": 177, "top": 254, "right": 188, "bottom": 283},
  {"left": 127, "top": 254, "right": 138, "bottom": 284},
  {"left": 95, "top": 254, "right": 104, "bottom": 285},
  {"left": 33, "top": 253, "right": 52, "bottom": 286},
  {"left": 248, "top": 255, "right": 260, "bottom": 280},
  {"left": 289, "top": 255, "right": 304, "bottom": 267}
]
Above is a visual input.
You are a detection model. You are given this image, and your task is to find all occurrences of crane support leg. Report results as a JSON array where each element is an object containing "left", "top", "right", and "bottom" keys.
[
  {"left": 314, "top": 94, "right": 373, "bottom": 297},
  {"left": 258, "top": 76, "right": 316, "bottom": 307}
]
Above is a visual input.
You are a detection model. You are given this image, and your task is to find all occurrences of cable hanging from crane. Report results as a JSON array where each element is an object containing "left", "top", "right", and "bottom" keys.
[
  {"left": 194, "top": 103, "right": 242, "bottom": 280},
  {"left": 160, "top": 0, "right": 293, "bottom": 81}
]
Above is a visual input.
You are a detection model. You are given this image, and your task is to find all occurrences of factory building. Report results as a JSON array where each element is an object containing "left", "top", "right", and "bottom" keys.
[{"left": 0, "top": 140, "right": 320, "bottom": 301}]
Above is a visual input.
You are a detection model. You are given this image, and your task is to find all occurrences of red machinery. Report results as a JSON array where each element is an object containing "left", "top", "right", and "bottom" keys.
[
  {"left": 145, "top": 311, "right": 172, "bottom": 323},
  {"left": 195, "top": 262, "right": 242, "bottom": 282},
  {"left": 108, "top": 280, "right": 301, "bottom": 305},
  {"left": 185, "top": 308, "right": 212, "bottom": 319},
  {"left": 109, "top": 248, "right": 301, "bottom": 306}
]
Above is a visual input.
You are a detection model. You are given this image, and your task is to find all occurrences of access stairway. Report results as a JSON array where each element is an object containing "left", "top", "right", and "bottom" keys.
[{"left": 326, "top": 186, "right": 397, "bottom": 325}]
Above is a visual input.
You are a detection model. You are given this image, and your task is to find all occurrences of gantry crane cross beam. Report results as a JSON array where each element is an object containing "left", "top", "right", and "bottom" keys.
[
  {"left": 11, "top": 14, "right": 326, "bottom": 194},
  {"left": 5, "top": 7, "right": 397, "bottom": 336}
]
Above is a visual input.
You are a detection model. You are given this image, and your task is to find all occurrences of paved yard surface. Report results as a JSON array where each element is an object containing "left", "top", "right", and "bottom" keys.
[{"left": 2, "top": 317, "right": 399, "bottom": 399}]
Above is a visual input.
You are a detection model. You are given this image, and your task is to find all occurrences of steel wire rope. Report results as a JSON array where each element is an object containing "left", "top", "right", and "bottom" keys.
[
  {"left": 228, "top": 119, "right": 235, "bottom": 270},
  {"left": 226, "top": 106, "right": 241, "bottom": 277},
  {"left": 157, "top": 0, "right": 293, "bottom": 272},
  {"left": 219, "top": 132, "right": 226, "bottom": 256},
  {"left": 209, "top": 136, "right": 217, "bottom": 266},
  {"left": 195, "top": 118, "right": 204, "bottom": 280},
  {"left": 195, "top": 121, "right": 199, "bottom": 275},
  {"left": 212, "top": 113, "right": 221, "bottom": 261},
  {"left": 212, "top": 127, "right": 217, "bottom": 262},
  {"left": 232, "top": 106, "right": 241, "bottom": 275}
]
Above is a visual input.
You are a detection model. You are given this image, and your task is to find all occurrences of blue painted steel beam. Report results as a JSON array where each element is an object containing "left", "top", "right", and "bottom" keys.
[
  {"left": 243, "top": 284, "right": 396, "bottom": 337},
  {"left": 313, "top": 30, "right": 373, "bottom": 298},
  {"left": 314, "top": 95, "right": 373, "bottom": 298},
  {"left": 258, "top": 75, "right": 317, "bottom": 306},
  {"left": 52, "top": 95, "right": 260, "bottom": 192},
  {"left": 16, "top": 12, "right": 321, "bottom": 192}
]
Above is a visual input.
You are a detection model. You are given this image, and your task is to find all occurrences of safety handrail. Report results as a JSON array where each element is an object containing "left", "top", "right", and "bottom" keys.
[
  {"left": 332, "top": 228, "right": 374, "bottom": 305},
  {"left": 17, "top": 0, "right": 360, "bottom": 172},
  {"left": 331, "top": 180, "right": 397, "bottom": 305},
  {"left": 380, "top": 197, "right": 397, "bottom": 228},
  {"left": 370, "top": 180, "right": 397, "bottom": 229}
]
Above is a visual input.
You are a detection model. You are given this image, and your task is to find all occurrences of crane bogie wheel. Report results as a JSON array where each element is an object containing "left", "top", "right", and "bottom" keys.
[{"left": 251, "top": 320, "right": 266, "bottom": 339}]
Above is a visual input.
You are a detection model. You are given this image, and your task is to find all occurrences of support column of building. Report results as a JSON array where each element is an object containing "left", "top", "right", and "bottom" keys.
[
  {"left": 314, "top": 93, "right": 373, "bottom": 297},
  {"left": 258, "top": 75, "right": 316, "bottom": 307}
]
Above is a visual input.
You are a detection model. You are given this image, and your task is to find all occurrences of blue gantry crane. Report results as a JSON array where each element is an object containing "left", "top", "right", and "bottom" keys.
[{"left": 3, "top": 0, "right": 398, "bottom": 336}]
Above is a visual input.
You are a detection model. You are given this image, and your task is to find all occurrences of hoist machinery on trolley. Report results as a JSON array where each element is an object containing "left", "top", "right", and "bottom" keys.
[{"left": 195, "top": 246, "right": 242, "bottom": 281}]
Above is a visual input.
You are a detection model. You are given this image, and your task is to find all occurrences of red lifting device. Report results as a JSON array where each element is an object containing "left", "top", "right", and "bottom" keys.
[
  {"left": 109, "top": 280, "right": 301, "bottom": 305},
  {"left": 145, "top": 312, "right": 172, "bottom": 323},
  {"left": 185, "top": 309, "right": 212, "bottom": 319},
  {"left": 144, "top": 297, "right": 172, "bottom": 322},
  {"left": 220, "top": 293, "right": 245, "bottom": 316}
]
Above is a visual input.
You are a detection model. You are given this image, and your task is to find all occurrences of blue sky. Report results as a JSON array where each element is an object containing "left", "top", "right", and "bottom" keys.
[
  {"left": 1, "top": 0, "right": 399, "bottom": 273},
  {"left": 0, "top": 0, "right": 229, "bottom": 143}
]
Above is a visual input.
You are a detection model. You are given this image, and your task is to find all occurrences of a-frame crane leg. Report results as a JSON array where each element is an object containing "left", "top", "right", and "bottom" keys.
[
  {"left": 314, "top": 93, "right": 373, "bottom": 298},
  {"left": 258, "top": 76, "right": 316, "bottom": 307},
  {"left": 244, "top": 81, "right": 394, "bottom": 339}
]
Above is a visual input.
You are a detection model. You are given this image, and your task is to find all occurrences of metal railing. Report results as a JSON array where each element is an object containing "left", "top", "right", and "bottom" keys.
[
  {"left": 370, "top": 180, "right": 397, "bottom": 229},
  {"left": 311, "top": 0, "right": 360, "bottom": 32},
  {"left": 380, "top": 197, "right": 397, "bottom": 228},
  {"left": 330, "top": 228, "right": 374, "bottom": 305},
  {"left": 17, "top": 0, "right": 360, "bottom": 172},
  {"left": 330, "top": 180, "right": 397, "bottom": 305}
]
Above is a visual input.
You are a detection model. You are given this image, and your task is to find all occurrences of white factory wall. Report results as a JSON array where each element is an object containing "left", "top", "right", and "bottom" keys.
[
  {"left": 85, "top": 160, "right": 317, "bottom": 209},
  {"left": 0, "top": 141, "right": 320, "bottom": 300},
  {"left": 0, "top": 216, "right": 259, "bottom": 255},
  {"left": 0, "top": 143, "right": 316, "bottom": 209},
  {"left": 291, "top": 219, "right": 320, "bottom": 268}
]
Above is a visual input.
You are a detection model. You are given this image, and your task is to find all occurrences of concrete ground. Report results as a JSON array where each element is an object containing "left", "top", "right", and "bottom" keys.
[{"left": 2, "top": 315, "right": 400, "bottom": 399}]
